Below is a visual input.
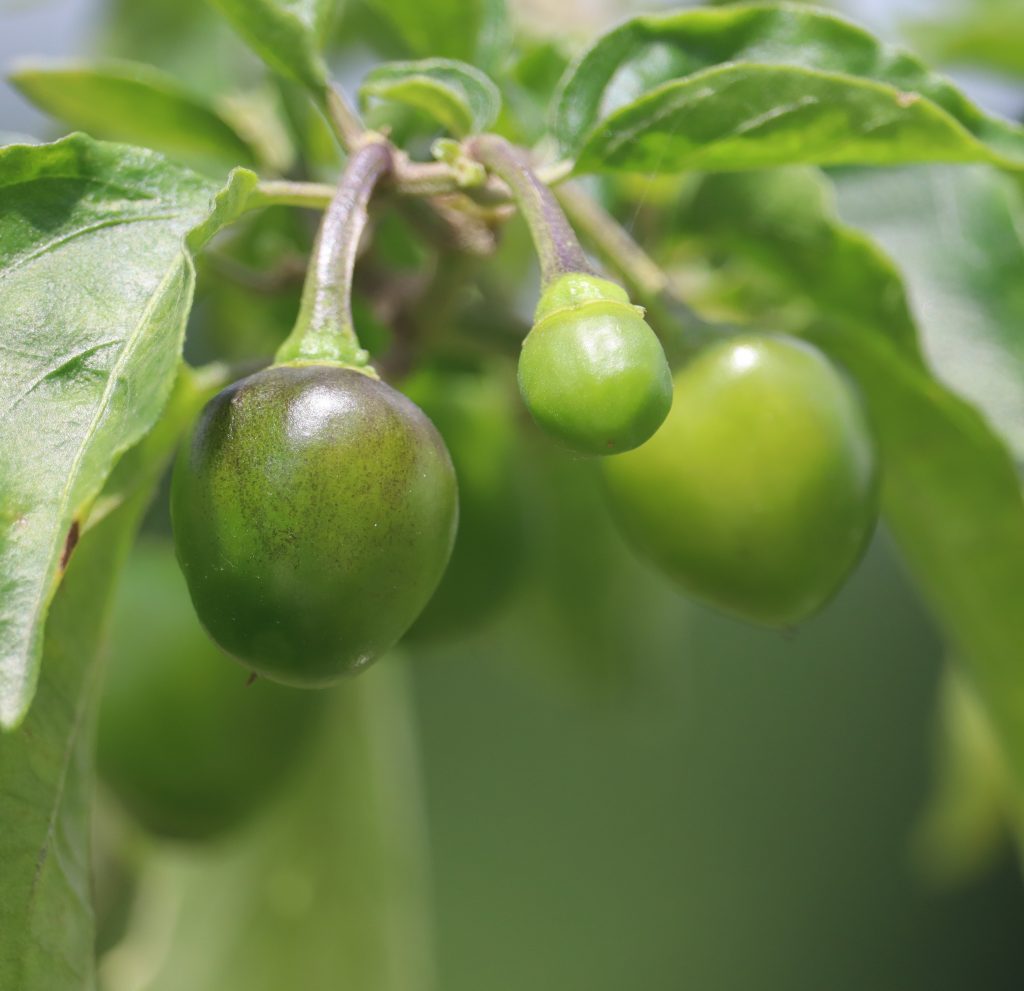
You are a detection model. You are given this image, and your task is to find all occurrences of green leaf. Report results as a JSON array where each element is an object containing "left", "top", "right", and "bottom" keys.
[
  {"left": 0, "top": 486, "right": 143, "bottom": 991},
  {"left": 105, "top": 661, "right": 434, "bottom": 991},
  {"left": 9, "top": 59, "right": 258, "bottom": 171},
  {"left": 499, "top": 38, "right": 571, "bottom": 144},
  {"left": 204, "top": 0, "right": 335, "bottom": 91},
  {"left": 0, "top": 134, "right": 257, "bottom": 729},
  {"left": 553, "top": 3, "right": 1024, "bottom": 174},
  {"left": 359, "top": 59, "right": 500, "bottom": 137},
  {"left": 907, "top": 1, "right": 1024, "bottom": 79},
  {"left": 834, "top": 165, "right": 1024, "bottom": 460},
  {"left": 671, "top": 168, "right": 921, "bottom": 357},
  {"left": 912, "top": 668, "right": 1012, "bottom": 886},
  {"left": 664, "top": 165, "right": 1024, "bottom": 786},
  {"left": 360, "top": 0, "right": 508, "bottom": 69},
  {"left": 0, "top": 367, "right": 214, "bottom": 991},
  {"left": 815, "top": 329, "right": 1024, "bottom": 785}
]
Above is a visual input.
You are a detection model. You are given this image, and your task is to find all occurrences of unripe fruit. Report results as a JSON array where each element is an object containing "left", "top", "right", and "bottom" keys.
[
  {"left": 603, "top": 335, "right": 879, "bottom": 627},
  {"left": 97, "top": 540, "right": 321, "bottom": 839},
  {"left": 171, "top": 364, "right": 458, "bottom": 685},
  {"left": 518, "top": 273, "right": 672, "bottom": 456}
]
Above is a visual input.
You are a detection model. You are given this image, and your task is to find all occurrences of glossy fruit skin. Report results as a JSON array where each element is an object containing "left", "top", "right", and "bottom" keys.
[
  {"left": 603, "top": 335, "right": 879, "bottom": 627},
  {"left": 401, "top": 365, "right": 526, "bottom": 642},
  {"left": 97, "top": 540, "right": 321, "bottom": 840},
  {"left": 171, "top": 363, "right": 458, "bottom": 685},
  {"left": 518, "top": 273, "right": 672, "bottom": 456}
]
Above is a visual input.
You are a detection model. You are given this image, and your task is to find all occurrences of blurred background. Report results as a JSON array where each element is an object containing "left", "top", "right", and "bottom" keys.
[{"left": 4, "top": 0, "right": 1024, "bottom": 988}]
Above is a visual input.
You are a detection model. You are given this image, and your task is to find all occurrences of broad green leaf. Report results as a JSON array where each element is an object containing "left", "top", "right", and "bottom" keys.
[
  {"left": 9, "top": 59, "right": 257, "bottom": 171},
  {"left": 834, "top": 165, "right": 1024, "bottom": 460},
  {"left": 553, "top": 3, "right": 1024, "bottom": 174},
  {"left": 500, "top": 38, "right": 571, "bottom": 144},
  {"left": 101, "top": 0, "right": 246, "bottom": 95},
  {"left": 814, "top": 329, "right": 1024, "bottom": 784},
  {"left": 101, "top": 661, "right": 434, "bottom": 991},
  {"left": 0, "top": 134, "right": 258, "bottom": 729},
  {"left": 0, "top": 488, "right": 144, "bottom": 991},
  {"left": 908, "top": 0, "right": 1024, "bottom": 79},
  {"left": 912, "top": 668, "right": 1013, "bottom": 886},
  {"left": 0, "top": 368, "right": 214, "bottom": 991},
  {"left": 204, "top": 0, "right": 336, "bottom": 91},
  {"left": 359, "top": 59, "right": 500, "bottom": 137},
  {"left": 361, "top": 0, "right": 508, "bottom": 69},
  {"left": 667, "top": 168, "right": 921, "bottom": 357},
  {"left": 661, "top": 165, "right": 1024, "bottom": 783}
]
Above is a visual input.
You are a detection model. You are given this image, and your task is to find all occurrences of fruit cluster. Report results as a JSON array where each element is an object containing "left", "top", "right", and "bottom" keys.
[{"left": 100, "top": 134, "right": 880, "bottom": 841}]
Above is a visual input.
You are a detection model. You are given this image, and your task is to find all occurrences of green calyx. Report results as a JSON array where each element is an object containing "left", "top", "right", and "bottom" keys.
[
  {"left": 274, "top": 328, "right": 376, "bottom": 373},
  {"left": 518, "top": 273, "right": 673, "bottom": 456},
  {"left": 274, "top": 353, "right": 379, "bottom": 377},
  {"left": 533, "top": 272, "right": 634, "bottom": 321}
]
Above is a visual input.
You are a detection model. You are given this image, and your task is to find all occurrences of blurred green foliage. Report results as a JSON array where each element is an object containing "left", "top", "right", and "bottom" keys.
[{"left": 3, "top": 0, "right": 1024, "bottom": 988}]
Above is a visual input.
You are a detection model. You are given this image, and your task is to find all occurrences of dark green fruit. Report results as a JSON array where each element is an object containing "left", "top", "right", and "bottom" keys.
[
  {"left": 402, "top": 364, "right": 526, "bottom": 642},
  {"left": 518, "top": 273, "right": 672, "bottom": 456},
  {"left": 603, "top": 335, "right": 878, "bottom": 627},
  {"left": 97, "top": 540, "right": 321, "bottom": 840},
  {"left": 171, "top": 364, "right": 458, "bottom": 685}
]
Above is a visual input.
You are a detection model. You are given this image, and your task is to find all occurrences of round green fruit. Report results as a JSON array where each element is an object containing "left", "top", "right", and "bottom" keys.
[
  {"left": 97, "top": 540, "right": 322, "bottom": 839},
  {"left": 518, "top": 273, "right": 672, "bottom": 456},
  {"left": 602, "top": 335, "right": 879, "bottom": 627},
  {"left": 171, "top": 363, "right": 458, "bottom": 685},
  {"left": 401, "top": 364, "right": 526, "bottom": 642}
]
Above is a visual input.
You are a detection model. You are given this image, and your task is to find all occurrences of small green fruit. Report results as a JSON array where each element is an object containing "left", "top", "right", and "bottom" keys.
[
  {"left": 603, "top": 335, "right": 879, "bottom": 627},
  {"left": 402, "top": 364, "right": 527, "bottom": 642},
  {"left": 97, "top": 540, "right": 321, "bottom": 839},
  {"left": 518, "top": 273, "right": 672, "bottom": 456},
  {"left": 171, "top": 364, "right": 458, "bottom": 685}
]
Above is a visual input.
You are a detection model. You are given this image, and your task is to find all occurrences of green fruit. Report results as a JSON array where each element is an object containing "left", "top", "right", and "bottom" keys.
[
  {"left": 603, "top": 335, "right": 879, "bottom": 627},
  {"left": 518, "top": 273, "right": 672, "bottom": 456},
  {"left": 97, "top": 540, "right": 321, "bottom": 839},
  {"left": 171, "top": 363, "right": 458, "bottom": 685},
  {"left": 402, "top": 364, "right": 527, "bottom": 642}
]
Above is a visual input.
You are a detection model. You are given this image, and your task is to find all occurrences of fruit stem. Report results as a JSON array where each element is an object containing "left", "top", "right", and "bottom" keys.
[
  {"left": 555, "top": 181, "right": 734, "bottom": 360},
  {"left": 467, "top": 134, "right": 592, "bottom": 287},
  {"left": 320, "top": 83, "right": 366, "bottom": 151},
  {"left": 276, "top": 137, "right": 393, "bottom": 369}
]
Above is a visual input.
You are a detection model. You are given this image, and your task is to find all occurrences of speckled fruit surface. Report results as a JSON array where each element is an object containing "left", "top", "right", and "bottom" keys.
[{"left": 171, "top": 364, "right": 458, "bottom": 684}]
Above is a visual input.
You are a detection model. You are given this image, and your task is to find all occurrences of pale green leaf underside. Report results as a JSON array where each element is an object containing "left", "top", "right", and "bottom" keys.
[
  {"left": 9, "top": 59, "right": 257, "bottom": 170},
  {"left": 554, "top": 2, "right": 1024, "bottom": 174},
  {"left": 0, "top": 135, "right": 258, "bottom": 729},
  {"left": 205, "top": 0, "right": 333, "bottom": 91},
  {"left": 0, "top": 368, "right": 219, "bottom": 991},
  {"left": 818, "top": 330, "right": 1024, "bottom": 787},
  {"left": 0, "top": 490, "right": 145, "bottom": 991},
  {"left": 669, "top": 168, "right": 921, "bottom": 357},
  {"left": 673, "top": 165, "right": 1024, "bottom": 786},
  {"left": 359, "top": 58, "right": 500, "bottom": 137},
  {"left": 835, "top": 166, "right": 1024, "bottom": 461}
]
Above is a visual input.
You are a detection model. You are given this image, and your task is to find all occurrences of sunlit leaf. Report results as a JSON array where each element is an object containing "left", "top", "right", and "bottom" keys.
[{"left": 553, "top": 3, "right": 1024, "bottom": 174}]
